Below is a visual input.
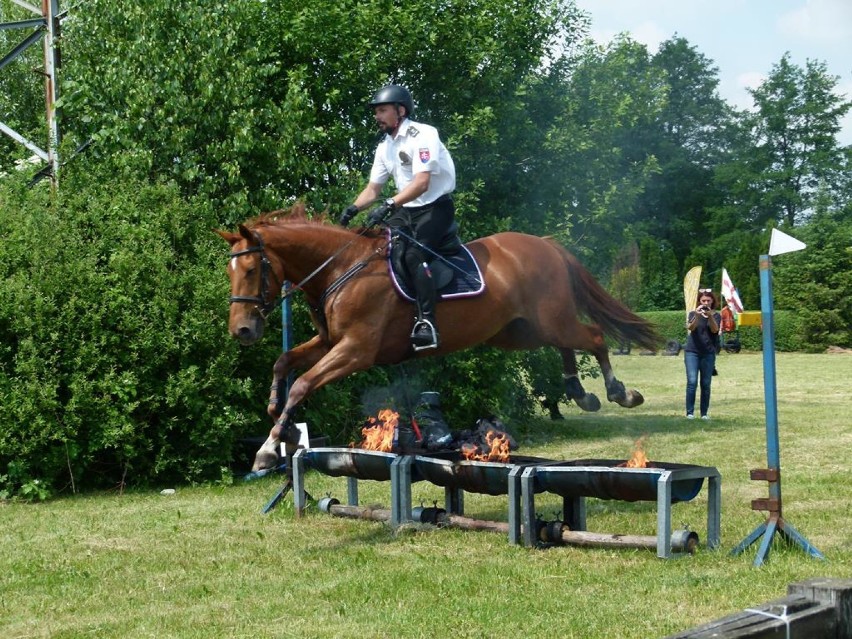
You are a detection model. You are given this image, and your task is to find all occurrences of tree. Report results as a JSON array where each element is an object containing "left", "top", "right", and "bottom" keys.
[
  {"left": 749, "top": 54, "right": 851, "bottom": 227},
  {"left": 703, "top": 54, "right": 851, "bottom": 309},
  {"left": 530, "top": 36, "right": 665, "bottom": 275},
  {"left": 638, "top": 237, "right": 680, "bottom": 311},
  {"left": 773, "top": 197, "right": 852, "bottom": 349},
  {"left": 0, "top": 0, "right": 49, "bottom": 173},
  {"left": 631, "top": 37, "right": 732, "bottom": 280},
  {"left": 712, "top": 54, "right": 852, "bottom": 233},
  {"left": 59, "top": 0, "right": 585, "bottom": 227}
]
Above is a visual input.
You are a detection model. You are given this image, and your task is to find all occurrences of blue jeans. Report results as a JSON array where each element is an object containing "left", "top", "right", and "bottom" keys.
[{"left": 685, "top": 351, "right": 715, "bottom": 417}]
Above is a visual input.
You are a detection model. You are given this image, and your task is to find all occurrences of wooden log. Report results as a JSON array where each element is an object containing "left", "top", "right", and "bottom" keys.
[
  {"left": 326, "top": 503, "right": 392, "bottom": 522},
  {"left": 324, "top": 504, "right": 694, "bottom": 553},
  {"left": 443, "top": 514, "right": 511, "bottom": 534},
  {"left": 560, "top": 529, "right": 693, "bottom": 553},
  {"left": 443, "top": 515, "right": 693, "bottom": 552}
]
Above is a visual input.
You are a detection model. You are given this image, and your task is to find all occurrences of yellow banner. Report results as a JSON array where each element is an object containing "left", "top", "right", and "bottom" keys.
[{"left": 683, "top": 266, "right": 702, "bottom": 317}]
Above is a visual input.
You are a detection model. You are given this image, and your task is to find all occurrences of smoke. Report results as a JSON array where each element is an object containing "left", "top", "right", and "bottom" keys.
[{"left": 358, "top": 374, "right": 425, "bottom": 421}]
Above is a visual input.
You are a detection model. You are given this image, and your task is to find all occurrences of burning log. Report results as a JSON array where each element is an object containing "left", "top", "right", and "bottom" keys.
[
  {"left": 352, "top": 409, "right": 520, "bottom": 459},
  {"left": 356, "top": 409, "right": 400, "bottom": 452},
  {"left": 317, "top": 500, "right": 699, "bottom": 554},
  {"left": 455, "top": 417, "right": 518, "bottom": 461}
]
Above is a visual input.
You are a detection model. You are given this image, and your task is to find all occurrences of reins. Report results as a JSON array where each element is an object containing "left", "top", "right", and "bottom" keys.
[{"left": 281, "top": 225, "right": 384, "bottom": 301}]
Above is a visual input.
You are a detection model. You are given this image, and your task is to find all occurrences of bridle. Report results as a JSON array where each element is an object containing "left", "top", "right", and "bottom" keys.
[
  {"left": 228, "top": 231, "right": 281, "bottom": 320},
  {"left": 227, "top": 222, "right": 388, "bottom": 323}
]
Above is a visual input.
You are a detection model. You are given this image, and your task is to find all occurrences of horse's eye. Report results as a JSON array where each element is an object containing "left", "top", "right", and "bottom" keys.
[{"left": 246, "top": 266, "right": 256, "bottom": 277}]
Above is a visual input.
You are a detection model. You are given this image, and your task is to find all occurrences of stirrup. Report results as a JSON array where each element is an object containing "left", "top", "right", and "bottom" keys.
[{"left": 411, "top": 318, "right": 439, "bottom": 351}]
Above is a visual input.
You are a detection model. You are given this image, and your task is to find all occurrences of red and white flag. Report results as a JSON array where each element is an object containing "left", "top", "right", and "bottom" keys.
[{"left": 721, "top": 268, "right": 744, "bottom": 313}]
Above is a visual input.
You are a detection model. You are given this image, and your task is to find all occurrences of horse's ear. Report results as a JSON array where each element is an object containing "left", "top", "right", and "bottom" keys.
[
  {"left": 214, "top": 229, "right": 240, "bottom": 246},
  {"left": 238, "top": 224, "right": 254, "bottom": 241}
]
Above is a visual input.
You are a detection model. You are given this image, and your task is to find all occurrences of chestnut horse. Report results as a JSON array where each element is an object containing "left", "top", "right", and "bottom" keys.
[{"left": 218, "top": 204, "right": 660, "bottom": 471}]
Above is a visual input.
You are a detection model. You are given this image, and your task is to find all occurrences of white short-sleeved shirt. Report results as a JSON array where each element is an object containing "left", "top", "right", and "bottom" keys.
[{"left": 369, "top": 118, "right": 456, "bottom": 208}]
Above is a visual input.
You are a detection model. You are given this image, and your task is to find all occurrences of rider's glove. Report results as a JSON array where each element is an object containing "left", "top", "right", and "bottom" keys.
[
  {"left": 338, "top": 204, "right": 358, "bottom": 227},
  {"left": 367, "top": 199, "right": 396, "bottom": 227}
]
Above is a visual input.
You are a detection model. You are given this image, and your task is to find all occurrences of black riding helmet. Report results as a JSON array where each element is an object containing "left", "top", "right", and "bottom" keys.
[{"left": 368, "top": 84, "right": 414, "bottom": 118}]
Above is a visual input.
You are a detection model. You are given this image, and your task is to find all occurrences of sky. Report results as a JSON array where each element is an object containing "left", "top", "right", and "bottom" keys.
[{"left": 573, "top": 0, "right": 852, "bottom": 145}]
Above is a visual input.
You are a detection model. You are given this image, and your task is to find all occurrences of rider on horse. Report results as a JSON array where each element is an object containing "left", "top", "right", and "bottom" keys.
[{"left": 339, "top": 84, "right": 457, "bottom": 351}]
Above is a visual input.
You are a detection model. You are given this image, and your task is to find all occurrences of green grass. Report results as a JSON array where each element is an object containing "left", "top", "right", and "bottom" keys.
[{"left": 2, "top": 352, "right": 851, "bottom": 638}]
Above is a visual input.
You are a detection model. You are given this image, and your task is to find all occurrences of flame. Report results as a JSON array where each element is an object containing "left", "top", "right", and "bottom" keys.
[
  {"left": 624, "top": 436, "right": 649, "bottom": 468},
  {"left": 357, "top": 409, "right": 399, "bottom": 452},
  {"left": 461, "top": 428, "right": 511, "bottom": 462}
]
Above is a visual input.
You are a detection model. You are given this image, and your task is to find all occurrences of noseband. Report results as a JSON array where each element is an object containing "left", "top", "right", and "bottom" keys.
[{"left": 228, "top": 232, "right": 281, "bottom": 319}]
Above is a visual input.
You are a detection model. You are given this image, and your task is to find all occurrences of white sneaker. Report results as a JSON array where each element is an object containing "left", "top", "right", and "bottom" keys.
[
  {"left": 701, "top": 415, "right": 710, "bottom": 421},
  {"left": 686, "top": 414, "right": 695, "bottom": 420}
]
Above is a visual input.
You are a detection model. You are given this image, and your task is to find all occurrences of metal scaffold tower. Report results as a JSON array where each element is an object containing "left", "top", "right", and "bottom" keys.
[{"left": 1, "top": 0, "right": 62, "bottom": 187}]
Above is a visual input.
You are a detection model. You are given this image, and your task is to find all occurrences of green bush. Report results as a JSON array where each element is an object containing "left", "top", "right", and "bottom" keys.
[
  {"left": 640, "top": 311, "right": 689, "bottom": 349},
  {"left": 0, "top": 163, "right": 270, "bottom": 498}
]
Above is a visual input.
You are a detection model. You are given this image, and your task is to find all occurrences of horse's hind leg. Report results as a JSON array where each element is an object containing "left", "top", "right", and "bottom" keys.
[
  {"left": 584, "top": 331, "right": 644, "bottom": 408},
  {"left": 560, "top": 348, "right": 601, "bottom": 412},
  {"left": 560, "top": 325, "right": 644, "bottom": 410}
]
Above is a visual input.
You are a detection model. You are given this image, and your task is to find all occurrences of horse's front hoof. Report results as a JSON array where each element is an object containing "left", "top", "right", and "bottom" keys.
[
  {"left": 251, "top": 447, "right": 280, "bottom": 472},
  {"left": 575, "top": 392, "right": 601, "bottom": 412}
]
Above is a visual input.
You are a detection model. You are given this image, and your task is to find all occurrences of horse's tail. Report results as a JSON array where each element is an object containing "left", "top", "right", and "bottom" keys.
[{"left": 559, "top": 245, "right": 663, "bottom": 351}]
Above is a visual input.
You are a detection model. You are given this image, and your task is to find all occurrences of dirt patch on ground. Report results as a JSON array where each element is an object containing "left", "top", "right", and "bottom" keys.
[{"left": 826, "top": 345, "right": 851, "bottom": 354}]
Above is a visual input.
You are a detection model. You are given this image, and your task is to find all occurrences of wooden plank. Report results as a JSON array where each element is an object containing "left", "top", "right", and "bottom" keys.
[
  {"left": 751, "top": 498, "right": 780, "bottom": 512},
  {"left": 750, "top": 468, "right": 779, "bottom": 482},
  {"left": 663, "top": 595, "right": 835, "bottom": 638},
  {"left": 789, "top": 578, "right": 852, "bottom": 639}
]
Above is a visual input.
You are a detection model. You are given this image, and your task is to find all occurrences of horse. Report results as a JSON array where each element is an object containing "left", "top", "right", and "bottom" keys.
[{"left": 217, "top": 203, "right": 661, "bottom": 471}]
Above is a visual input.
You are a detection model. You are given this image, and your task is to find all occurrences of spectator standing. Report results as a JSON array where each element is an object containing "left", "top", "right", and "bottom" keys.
[{"left": 684, "top": 289, "right": 721, "bottom": 420}]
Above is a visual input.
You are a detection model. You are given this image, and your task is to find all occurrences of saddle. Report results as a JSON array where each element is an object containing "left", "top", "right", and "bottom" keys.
[{"left": 387, "top": 224, "right": 485, "bottom": 301}]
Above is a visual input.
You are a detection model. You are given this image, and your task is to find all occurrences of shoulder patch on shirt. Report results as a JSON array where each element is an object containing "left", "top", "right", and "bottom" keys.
[
  {"left": 418, "top": 147, "right": 430, "bottom": 163},
  {"left": 408, "top": 125, "right": 420, "bottom": 138}
]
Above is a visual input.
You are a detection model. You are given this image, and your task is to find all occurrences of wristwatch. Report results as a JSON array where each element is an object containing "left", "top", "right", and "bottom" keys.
[{"left": 385, "top": 198, "right": 396, "bottom": 208}]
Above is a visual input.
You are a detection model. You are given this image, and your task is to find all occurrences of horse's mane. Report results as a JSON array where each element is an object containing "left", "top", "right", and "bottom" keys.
[
  {"left": 242, "top": 201, "right": 385, "bottom": 237},
  {"left": 242, "top": 202, "right": 328, "bottom": 229}
]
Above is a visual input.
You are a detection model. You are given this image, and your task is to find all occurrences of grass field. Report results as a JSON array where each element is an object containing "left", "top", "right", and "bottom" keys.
[{"left": 2, "top": 352, "right": 851, "bottom": 638}]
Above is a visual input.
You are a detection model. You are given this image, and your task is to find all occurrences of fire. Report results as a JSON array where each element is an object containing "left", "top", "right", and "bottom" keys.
[
  {"left": 624, "top": 436, "right": 649, "bottom": 468},
  {"left": 460, "top": 428, "right": 511, "bottom": 462},
  {"left": 357, "top": 409, "right": 399, "bottom": 452}
]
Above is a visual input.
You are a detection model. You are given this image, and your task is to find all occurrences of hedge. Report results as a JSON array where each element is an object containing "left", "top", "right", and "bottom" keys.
[
  {"left": 639, "top": 310, "right": 806, "bottom": 352},
  {"left": 0, "top": 166, "right": 273, "bottom": 498}
]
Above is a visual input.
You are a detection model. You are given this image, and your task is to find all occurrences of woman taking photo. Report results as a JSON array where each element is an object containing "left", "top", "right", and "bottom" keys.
[{"left": 685, "top": 289, "right": 721, "bottom": 420}]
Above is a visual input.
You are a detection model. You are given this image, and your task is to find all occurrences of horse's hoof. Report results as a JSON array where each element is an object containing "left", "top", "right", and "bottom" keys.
[
  {"left": 576, "top": 392, "right": 601, "bottom": 412},
  {"left": 626, "top": 389, "right": 644, "bottom": 408},
  {"left": 608, "top": 388, "right": 644, "bottom": 408},
  {"left": 251, "top": 447, "right": 280, "bottom": 472}
]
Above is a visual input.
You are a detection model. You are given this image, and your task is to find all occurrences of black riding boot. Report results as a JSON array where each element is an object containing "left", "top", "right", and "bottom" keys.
[{"left": 411, "top": 261, "right": 439, "bottom": 350}]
